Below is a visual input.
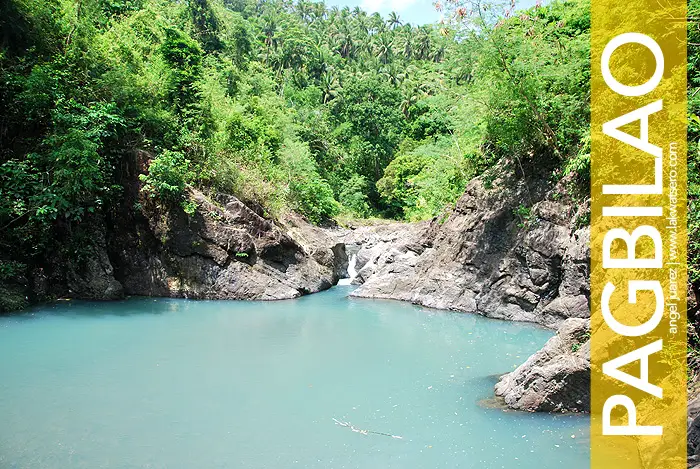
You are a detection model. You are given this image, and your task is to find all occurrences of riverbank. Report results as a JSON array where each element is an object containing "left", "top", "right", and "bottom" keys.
[{"left": 0, "top": 186, "right": 350, "bottom": 311}]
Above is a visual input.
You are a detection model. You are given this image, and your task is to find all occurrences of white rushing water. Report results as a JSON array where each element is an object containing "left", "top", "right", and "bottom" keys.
[{"left": 337, "top": 253, "right": 357, "bottom": 285}]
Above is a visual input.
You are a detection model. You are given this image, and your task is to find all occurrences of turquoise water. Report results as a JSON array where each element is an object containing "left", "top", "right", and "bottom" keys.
[{"left": 0, "top": 286, "right": 589, "bottom": 469}]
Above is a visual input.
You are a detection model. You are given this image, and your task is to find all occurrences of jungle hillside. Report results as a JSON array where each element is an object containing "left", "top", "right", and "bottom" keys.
[{"left": 0, "top": 0, "right": 600, "bottom": 310}]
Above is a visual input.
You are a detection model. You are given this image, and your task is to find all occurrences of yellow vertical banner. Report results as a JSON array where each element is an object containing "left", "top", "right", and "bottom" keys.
[{"left": 591, "top": 0, "right": 687, "bottom": 468}]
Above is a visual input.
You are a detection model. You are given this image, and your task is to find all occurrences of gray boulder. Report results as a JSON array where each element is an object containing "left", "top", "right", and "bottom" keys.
[{"left": 494, "top": 318, "right": 590, "bottom": 412}]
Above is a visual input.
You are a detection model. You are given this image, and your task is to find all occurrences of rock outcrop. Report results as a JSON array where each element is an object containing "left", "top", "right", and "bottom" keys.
[
  {"left": 350, "top": 172, "right": 590, "bottom": 329},
  {"left": 339, "top": 221, "right": 428, "bottom": 286},
  {"left": 494, "top": 318, "right": 590, "bottom": 412},
  {"left": 65, "top": 228, "right": 124, "bottom": 301},
  {"left": 107, "top": 189, "right": 347, "bottom": 301},
  {"left": 0, "top": 149, "right": 348, "bottom": 309}
]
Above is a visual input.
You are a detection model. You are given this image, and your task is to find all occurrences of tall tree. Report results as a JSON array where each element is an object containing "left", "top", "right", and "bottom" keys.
[{"left": 387, "top": 11, "right": 402, "bottom": 30}]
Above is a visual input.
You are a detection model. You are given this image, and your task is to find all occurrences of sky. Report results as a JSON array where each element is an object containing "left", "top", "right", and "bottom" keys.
[{"left": 323, "top": 0, "right": 543, "bottom": 26}]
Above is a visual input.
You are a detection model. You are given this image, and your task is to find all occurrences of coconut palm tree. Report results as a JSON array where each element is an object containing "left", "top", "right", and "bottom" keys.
[
  {"left": 296, "top": 0, "right": 312, "bottom": 22},
  {"left": 320, "top": 70, "right": 341, "bottom": 104},
  {"left": 381, "top": 63, "right": 406, "bottom": 86},
  {"left": 431, "top": 44, "right": 446, "bottom": 62},
  {"left": 369, "top": 12, "right": 384, "bottom": 34},
  {"left": 387, "top": 11, "right": 402, "bottom": 30},
  {"left": 374, "top": 32, "right": 394, "bottom": 64},
  {"left": 308, "top": 40, "right": 330, "bottom": 78},
  {"left": 401, "top": 27, "right": 414, "bottom": 59},
  {"left": 335, "top": 24, "right": 354, "bottom": 58},
  {"left": 354, "top": 11, "right": 369, "bottom": 36},
  {"left": 262, "top": 14, "right": 279, "bottom": 50},
  {"left": 400, "top": 81, "right": 429, "bottom": 117},
  {"left": 355, "top": 32, "right": 373, "bottom": 58},
  {"left": 312, "top": 2, "right": 327, "bottom": 21},
  {"left": 416, "top": 26, "right": 431, "bottom": 60}
]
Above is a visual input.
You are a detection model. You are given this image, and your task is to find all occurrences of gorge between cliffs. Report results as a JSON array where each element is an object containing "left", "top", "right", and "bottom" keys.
[
  {"left": 0, "top": 167, "right": 594, "bottom": 469},
  {"left": 3, "top": 166, "right": 592, "bottom": 417}
]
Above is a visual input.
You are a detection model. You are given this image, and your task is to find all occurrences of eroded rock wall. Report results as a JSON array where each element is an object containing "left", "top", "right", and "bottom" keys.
[
  {"left": 350, "top": 173, "right": 590, "bottom": 330},
  {"left": 494, "top": 318, "right": 590, "bottom": 412},
  {"left": 106, "top": 190, "right": 348, "bottom": 301}
]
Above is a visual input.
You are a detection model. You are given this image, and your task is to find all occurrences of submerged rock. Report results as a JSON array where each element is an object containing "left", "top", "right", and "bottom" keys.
[{"left": 494, "top": 318, "right": 590, "bottom": 413}]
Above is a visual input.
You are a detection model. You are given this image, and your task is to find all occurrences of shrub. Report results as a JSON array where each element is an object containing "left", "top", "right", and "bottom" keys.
[
  {"left": 140, "top": 150, "right": 194, "bottom": 202},
  {"left": 377, "top": 150, "right": 430, "bottom": 218},
  {"left": 563, "top": 135, "right": 591, "bottom": 186},
  {"left": 290, "top": 177, "right": 339, "bottom": 223},
  {"left": 407, "top": 98, "right": 454, "bottom": 141},
  {"left": 226, "top": 113, "right": 256, "bottom": 150},
  {"left": 338, "top": 174, "right": 371, "bottom": 217},
  {"left": 282, "top": 140, "right": 339, "bottom": 223},
  {"left": 513, "top": 204, "right": 532, "bottom": 228},
  {"left": 377, "top": 137, "right": 468, "bottom": 220}
]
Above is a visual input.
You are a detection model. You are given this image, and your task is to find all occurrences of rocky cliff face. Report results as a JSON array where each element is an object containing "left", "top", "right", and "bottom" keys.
[
  {"left": 32, "top": 191, "right": 347, "bottom": 304},
  {"left": 687, "top": 392, "right": 700, "bottom": 468},
  {"left": 343, "top": 170, "right": 591, "bottom": 413},
  {"left": 349, "top": 173, "right": 590, "bottom": 328},
  {"left": 107, "top": 190, "right": 347, "bottom": 300},
  {"left": 2, "top": 150, "right": 348, "bottom": 309}
]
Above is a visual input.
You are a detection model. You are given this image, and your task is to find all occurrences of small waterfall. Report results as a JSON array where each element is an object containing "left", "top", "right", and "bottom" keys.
[{"left": 337, "top": 254, "right": 358, "bottom": 285}]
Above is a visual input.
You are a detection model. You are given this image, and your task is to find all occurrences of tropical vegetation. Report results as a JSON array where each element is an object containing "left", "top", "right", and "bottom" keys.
[{"left": 0, "top": 0, "right": 594, "bottom": 308}]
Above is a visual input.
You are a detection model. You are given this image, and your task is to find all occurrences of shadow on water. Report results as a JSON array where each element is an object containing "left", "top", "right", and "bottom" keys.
[
  {"left": 1, "top": 297, "right": 181, "bottom": 321},
  {"left": 345, "top": 288, "right": 553, "bottom": 332},
  {"left": 2, "top": 285, "right": 328, "bottom": 321},
  {"left": 0, "top": 285, "right": 352, "bottom": 323}
]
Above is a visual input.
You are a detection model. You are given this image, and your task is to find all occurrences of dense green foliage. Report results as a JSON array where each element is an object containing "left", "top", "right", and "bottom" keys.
[{"left": 0, "top": 0, "right": 591, "bottom": 301}]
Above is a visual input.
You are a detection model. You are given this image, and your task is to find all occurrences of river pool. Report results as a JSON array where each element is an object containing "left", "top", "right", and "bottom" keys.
[{"left": 0, "top": 286, "right": 588, "bottom": 468}]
